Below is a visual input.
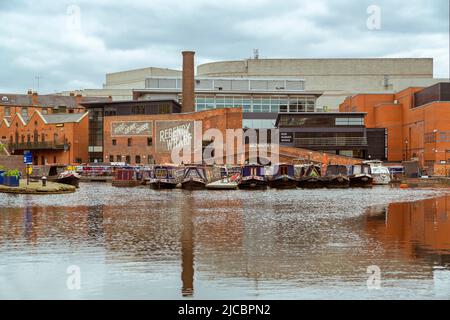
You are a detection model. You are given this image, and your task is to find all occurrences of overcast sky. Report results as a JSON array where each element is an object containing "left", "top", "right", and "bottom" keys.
[{"left": 0, "top": 0, "right": 448, "bottom": 93}]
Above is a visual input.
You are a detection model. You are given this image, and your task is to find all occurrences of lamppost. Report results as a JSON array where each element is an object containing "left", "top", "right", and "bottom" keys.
[
  {"left": 404, "top": 138, "right": 409, "bottom": 161},
  {"left": 446, "top": 149, "right": 450, "bottom": 177},
  {"left": 433, "top": 129, "right": 438, "bottom": 176}
]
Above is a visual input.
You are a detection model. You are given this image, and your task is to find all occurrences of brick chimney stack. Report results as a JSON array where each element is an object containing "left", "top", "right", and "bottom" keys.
[
  {"left": 32, "top": 91, "right": 38, "bottom": 106},
  {"left": 182, "top": 51, "right": 195, "bottom": 113}
]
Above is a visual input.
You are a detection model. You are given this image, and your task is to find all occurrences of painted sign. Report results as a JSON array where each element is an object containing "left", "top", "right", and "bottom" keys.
[
  {"left": 23, "top": 151, "right": 33, "bottom": 164},
  {"left": 155, "top": 121, "right": 194, "bottom": 152},
  {"left": 280, "top": 132, "right": 294, "bottom": 144},
  {"left": 111, "top": 121, "right": 153, "bottom": 137}
]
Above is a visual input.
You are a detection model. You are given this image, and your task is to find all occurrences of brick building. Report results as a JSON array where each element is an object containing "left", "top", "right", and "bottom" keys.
[
  {"left": 0, "top": 91, "right": 109, "bottom": 165},
  {"left": 340, "top": 83, "right": 450, "bottom": 175},
  {"left": 0, "top": 90, "right": 108, "bottom": 119},
  {"left": 0, "top": 111, "right": 89, "bottom": 165},
  {"left": 81, "top": 99, "right": 243, "bottom": 165}
]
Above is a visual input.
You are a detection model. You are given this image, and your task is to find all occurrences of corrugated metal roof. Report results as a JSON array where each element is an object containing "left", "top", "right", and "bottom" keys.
[{"left": 41, "top": 113, "right": 87, "bottom": 124}]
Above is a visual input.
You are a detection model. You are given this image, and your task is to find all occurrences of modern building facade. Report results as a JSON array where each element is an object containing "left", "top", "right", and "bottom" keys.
[
  {"left": 276, "top": 112, "right": 386, "bottom": 160},
  {"left": 340, "top": 83, "right": 450, "bottom": 175},
  {"left": 64, "top": 56, "right": 441, "bottom": 113},
  {"left": 133, "top": 76, "right": 323, "bottom": 129}
]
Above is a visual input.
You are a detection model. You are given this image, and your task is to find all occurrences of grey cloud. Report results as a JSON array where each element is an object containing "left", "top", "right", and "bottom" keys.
[{"left": 0, "top": 0, "right": 448, "bottom": 94}]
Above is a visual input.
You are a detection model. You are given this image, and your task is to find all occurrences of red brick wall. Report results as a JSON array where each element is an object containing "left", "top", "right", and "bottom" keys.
[{"left": 103, "top": 108, "right": 243, "bottom": 165}]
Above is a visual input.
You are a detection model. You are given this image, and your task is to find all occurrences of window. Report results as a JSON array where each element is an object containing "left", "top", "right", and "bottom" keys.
[
  {"left": 135, "top": 155, "right": 141, "bottom": 164},
  {"left": 147, "top": 137, "right": 152, "bottom": 146},
  {"left": 125, "top": 155, "right": 131, "bottom": 164},
  {"left": 148, "top": 155, "right": 154, "bottom": 164},
  {"left": 335, "top": 118, "right": 365, "bottom": 126},
  {"left": 158, "top": 104, "right": 171, "bottom": 114},
  {"left": 112, "top": 139, "right": 117, "bottom": 146},
  {"left": 4, "top": 107, "right": 10, "bottom": 117},
  {"left": 116, "top": 155, "right": 122, "bottom": 162},
  {"left": 131, "top": 105, "right": 145, "bottom": 115},
  {"left": 127, "top": 138, "right": 132, "bottom": 147},
  {"left": 41, "top": 133, "right": 45, "bottom": 142},
  {"left": 21, "top": 108, "right": 28, "bottom": 117},
  {"left": 109, "top": 155, "right": 114, "bottom": 163}
]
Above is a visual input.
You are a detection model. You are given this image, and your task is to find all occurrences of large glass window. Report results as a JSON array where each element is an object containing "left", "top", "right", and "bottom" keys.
[{"left": 335, "top": 118, "right": 365, "bottom": 126}]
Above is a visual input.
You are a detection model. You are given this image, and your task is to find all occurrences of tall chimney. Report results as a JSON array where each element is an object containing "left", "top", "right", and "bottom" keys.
[{"left": 182, "top": 51, "right": 195, "bottom": 113}]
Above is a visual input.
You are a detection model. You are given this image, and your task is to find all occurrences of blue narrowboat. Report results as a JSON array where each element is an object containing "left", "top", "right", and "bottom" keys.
[{"left": 238, "top": 164, "right": 268, "bottom": 190}]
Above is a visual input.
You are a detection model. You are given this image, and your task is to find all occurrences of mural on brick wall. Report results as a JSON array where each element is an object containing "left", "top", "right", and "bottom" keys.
[
  {"left": 155, "top": 121, "right": 194, "bottom": 153},
  {"left": 111, "top": 121, "right": 153, "bottom": 137}
]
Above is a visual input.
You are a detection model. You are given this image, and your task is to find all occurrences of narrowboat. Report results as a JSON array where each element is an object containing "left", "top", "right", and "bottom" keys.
[
  {"left": 112, "top": 168, "right": 144, "bottom": 188},
  {"left": 149, "top": 165, "right": 180, "bottom": 190},
  {"left": 181, "top": 166, "right": 209, "bottom": 190},
  {"left": 348, "top": 163, "right": 373, "bottom": 188},
  {"left": 297, "top": 164, "right": 324, "bottom": 189},
  {"left": 238, "top": 164, "right": 268, "bottom": 190},
  {"left": 206, "top": 167, "right": 239, "bottom": 190},
  {"left": 267, "top": 164, "right": 297, "bottom": 189},
  {"left": 364, "top": 160, "right": 392, "bottom": 185},
  {"left": 323, "top": 165, "right": 350, "bottom": 189},
  {"left": 32, "top": 165, "right": 81, "bottom": 188}
]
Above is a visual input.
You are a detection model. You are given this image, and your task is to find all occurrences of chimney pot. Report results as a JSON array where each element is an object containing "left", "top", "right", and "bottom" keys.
[
  {"left": 69, "top": 92, "right": 75, "bottom": 97},
  {"left": 27, "top": 89, "right": 32, "bottom": 95}
]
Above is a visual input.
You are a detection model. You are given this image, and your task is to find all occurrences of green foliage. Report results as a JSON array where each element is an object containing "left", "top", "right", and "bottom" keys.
[{"left": 5, "top": 169, "right": 20, "bottom": 177}]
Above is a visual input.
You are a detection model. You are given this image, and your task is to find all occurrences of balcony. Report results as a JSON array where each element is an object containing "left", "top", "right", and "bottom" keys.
[
  {"left": 10, "top": 141, "right": 70, "bottom": 151},
  {"left": 294, "top": 137, "right": 368, "bottom": 148}
]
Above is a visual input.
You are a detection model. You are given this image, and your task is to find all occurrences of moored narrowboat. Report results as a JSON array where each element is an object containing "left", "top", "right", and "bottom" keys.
[
  {"left": 267, "top": 164, "right": 297, "bottom": 189},
  {"left": 32, "top": 165, "right": 81, "bottom": 188},
  {"left": 323, "top": 165, "right": 350, "bottom": 189},
  {"left": 238, "top": 164, "right": 268, "bottom": 190},
  {"left": 364, "top": 160, "right": 392, "bottom": 185},
  {"left": 297, "top": 164, "right": 324, "bottom": 189},
  {"left": 181, "top": 166, "right": 209, "bottom": 190},
  {"left": 149, "top": 165, "right": 180, "bottom": 190},
  {"left": 112, "top": 168, "right": 144, "bottom": 188},
  {"left": 348, "top": 163, "right": 373, "bottom": 188}
]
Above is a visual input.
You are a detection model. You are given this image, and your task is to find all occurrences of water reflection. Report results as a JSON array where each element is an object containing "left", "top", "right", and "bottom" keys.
[
  {"left": 181, "top": 200, "right": 194, "bottom": 297},
  {"left": 0, "top": 185, "right": 449, "bottom": 299},
  {"left": 364, "top": 196, "right": 450, "bottom": 267}
]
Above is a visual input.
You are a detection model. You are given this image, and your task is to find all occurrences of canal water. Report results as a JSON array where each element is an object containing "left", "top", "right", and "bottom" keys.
[{"left": 0, "top": 183, "right": 450, "bottom": 300}]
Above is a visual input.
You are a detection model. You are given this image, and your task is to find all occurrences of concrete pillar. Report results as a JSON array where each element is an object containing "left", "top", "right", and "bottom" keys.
[{"left": 182, "top": 51, "right": 195, "bottom": 113}]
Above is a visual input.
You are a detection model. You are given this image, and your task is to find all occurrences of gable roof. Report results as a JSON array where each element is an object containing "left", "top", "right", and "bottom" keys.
[{"left": 0, "top": 118, "right": 10, "bottom": 128}]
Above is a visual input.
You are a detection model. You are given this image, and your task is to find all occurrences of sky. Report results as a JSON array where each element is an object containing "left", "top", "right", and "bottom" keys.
[{"left": 0, "top": 0, "right": 448, "bottom": 93}]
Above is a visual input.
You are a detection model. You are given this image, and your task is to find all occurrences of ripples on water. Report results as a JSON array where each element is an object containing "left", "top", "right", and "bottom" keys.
[{"left": 0, "top": 183, "right": 449, "bottom": 299}]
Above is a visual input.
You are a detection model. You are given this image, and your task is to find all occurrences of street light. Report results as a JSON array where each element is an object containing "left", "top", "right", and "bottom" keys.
[{"left": 446, "top": 150, "right": 450, "bottom": 177}]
